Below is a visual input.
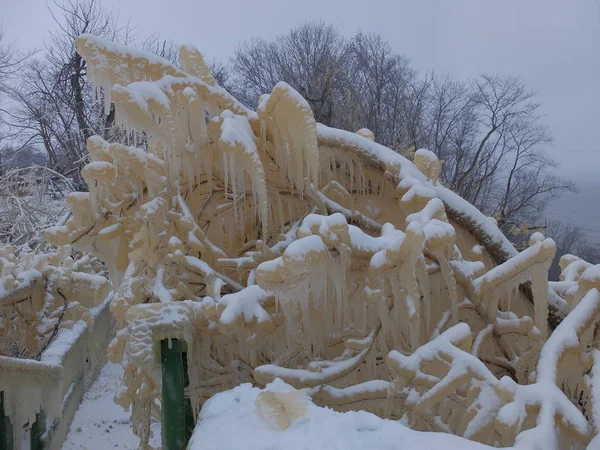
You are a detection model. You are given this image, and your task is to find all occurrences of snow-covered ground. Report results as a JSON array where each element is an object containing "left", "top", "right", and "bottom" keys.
[
  {"left": 189, "top": 379, "right": 502, "bottom": 450},
  {"left": 64, "top": 364, "right": 503, "bottom": 450},
  {"left": 61, "top": 362, "right": 159, "bottom": 450}
]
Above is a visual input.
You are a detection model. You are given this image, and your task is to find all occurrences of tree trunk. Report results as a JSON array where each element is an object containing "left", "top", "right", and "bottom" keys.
[{"left": 71, "top": 53, "right": 90, "bottom": 142}]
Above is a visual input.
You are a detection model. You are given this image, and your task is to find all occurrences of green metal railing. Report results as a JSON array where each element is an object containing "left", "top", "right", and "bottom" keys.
[
  {"left": 0, "top": 392, "right": 14, "bottom": 450},
  {"left": 161, "top": 339, "right": 194, "bottom": 450},
  {"left": 0, "top": 390, "right": 46, "bottom": 450},
  {"left": 30, "top": 410, "right": 46, "bottom": 450}
]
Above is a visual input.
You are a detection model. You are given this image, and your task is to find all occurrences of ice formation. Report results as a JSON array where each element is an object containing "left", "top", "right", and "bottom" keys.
[
  {"left": 0, "top": 244, "right": 110, "bottom": 359},
  {"left": 40, "top": 33, "right": 600, "bottom": 449},
  {"left": 0, "top": 243, "right": 111, "bottom": 444}
]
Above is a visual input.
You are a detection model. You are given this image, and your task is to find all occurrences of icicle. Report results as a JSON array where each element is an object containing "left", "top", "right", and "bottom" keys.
[{"left": 434, "top": 249, "right": 458, "bottom": 326}]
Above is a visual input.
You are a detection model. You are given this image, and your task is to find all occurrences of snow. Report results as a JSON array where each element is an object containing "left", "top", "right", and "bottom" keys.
[
  {"left": 40, "top": 320, "right": 89, "bottom": 365},
  {"left": 258, "top": 82, "right": 309, "bottom": 115},
  {"left": 317, "top": 124, "right": 407, "bottom": 174},
  {"left": 355, "top": 128, "right": 375, "bottom": 141},
  {"left": 488, "top": 287, "right": 600, "bottom": 449},
  {"left": 61, "top": 362, "right": 160, "bottom": 450},
  {"left": 188, "top": 380, "right": 499, "bottom": 450},
  {"left": 474, "top": 237, "right": 555, "bottom": 296},
  {"left": 406, "top": 199, "right": 455, "bottom": 246},
  {"left": 387, "top": 323, "right": 494, "bottom": 384},
  {"left": 259, "top": 82, "right": 320, "bottom": 194},
  {"left": 284, "top": 235, "right": 326, "bottom": 260},
  {"left": 434, "top": 186, "right": 518, "bottom": 258},
  {"left": 219, "top": 284, "right": 271, "bottom": 325},
  {"left": 349, "top": 223, "right": 403, "bottom": 254},
  {"left": 414, "top": 148, "right": 437, "bottom": 161},
  {"left": 560, "top": 256, "right": 591, "bottom": 282},
  {"left": 255, "top": 257, "right": 284, "bottom": 275},
  {"left": 0, "top": 267, "right": 41, "bottom": 298},
  {"left": 78, "top": 33, "right": 179, "bottom": 74},
  {"left": 312, "top": 380, "right": 392, "bottom": 400},
  {"left": 298, "top": 213, "right": 405, "bottom": 259},
  {"left": 0, "top": 354, "right": 62, "bottom": 388},
  {"left": 539, "top": 287, "right": 600, "bottom": 384},
  {"left": 255, "top": 346, "right": 370, "bottom": 387},
  {"left": 581, "top": 265, "right": 600, "bottom": 286},
  {"left": 316, "top": 190, "right": 383, "bottom": 232},
  {"left": 77, "top": 33, "right": 256, "bottom": 123},
  {"left": 217, "top": 110, "right": 270, "bottom": 237},
  {"left": 83, "top": 161, "right": 115, "bottom": 174},
  {"left": 220, "top": 111, "right": 259, "bottom": 164},
  {"left": 115, "top": 81, "right": 171, "bottom": 111},
  {"left": 58, "top": 364, "right": 500, "bottom": 450},
  {"left": 316, "top": 124, "right": 519, "bottom": 260}
]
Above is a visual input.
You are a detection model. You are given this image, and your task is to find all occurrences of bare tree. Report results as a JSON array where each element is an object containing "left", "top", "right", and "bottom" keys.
[
  {"left": 49, "top": 0, "right": 131, "bottom": 164},
  {"left": 0, "top": 30, "right": 37, "bottom": 177},
  {"left": 0, "top": 30, "right": 33, "bottom": 89},
  {"left": 350, "top": 32, "right": 403, "bottom": 139},
  {"left": 141, "top": 33, "right": 179, "bottom": 65},
  {"left": 209, "top": 58, "right": 233, "bottom": 91},
  {"left": 6, "top": 60, "right": 86, "bottom": 181},
  {"left": 545, "top": 220, "right": 600, "bottom": 280},
  {"left": 494, "top": 120, "right": 574, "bottom": 228},
  {"left": 424, "top": 75, "right": 475, "bottom": 180},
  {"left": 454, "top": 75, "right": 537, "bottom": 194},
  {"left": 348, "top": 32, "right": 416, "bottom": 148},
  {"left": 232, "top": 21, "right": 349, "bottom": 125},
  {"left": 3, "top": 0, "right": 132, "bottom": 188},
  {"left": 420, "top": 74, "right": 574, "bottom": 227}
]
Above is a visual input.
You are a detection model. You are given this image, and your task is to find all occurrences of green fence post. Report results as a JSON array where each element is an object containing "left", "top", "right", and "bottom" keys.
[
  {"left": 161, "top": 339, "right": 188, "bottom": 450},
  {"left": 30, "top": 409, "right": 46, "bottom": 450},
  {"left": 182, "top": 352, "right": 194, "bottom": 443},
  {"left": 0, "top": 392, "right": 14, "bottom": 450}
]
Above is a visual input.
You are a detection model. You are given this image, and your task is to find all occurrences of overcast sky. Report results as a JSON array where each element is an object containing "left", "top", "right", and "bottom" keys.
[{"left": 2, "top": 0, "right": 599, "bottom": 180}]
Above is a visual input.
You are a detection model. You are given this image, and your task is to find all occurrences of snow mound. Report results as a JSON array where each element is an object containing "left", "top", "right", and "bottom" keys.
[{"left": 189, "top": 380, "right": 503, "bottom": 450}]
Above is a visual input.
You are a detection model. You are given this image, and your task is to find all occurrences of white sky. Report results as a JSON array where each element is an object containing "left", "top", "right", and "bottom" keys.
[{"left": 2, "top": 0, "right": 599, "bottom": 180}]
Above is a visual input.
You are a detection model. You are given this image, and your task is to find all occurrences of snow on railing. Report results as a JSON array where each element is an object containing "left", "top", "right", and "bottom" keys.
[
  {"left": 474, "top": 233, "right": 556, "bottom": 338},
  {"left": 383, "top": 263, "right": 600, "bottom": 449},
  {"left": 0, "top": 295, "right": 114, "bottom": 450},
  {"left": 0, "top": 243, "right": 112, "bottom": 449},
  {"left": 0, "top": 244, "right": 110, "bottom": 358}
]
